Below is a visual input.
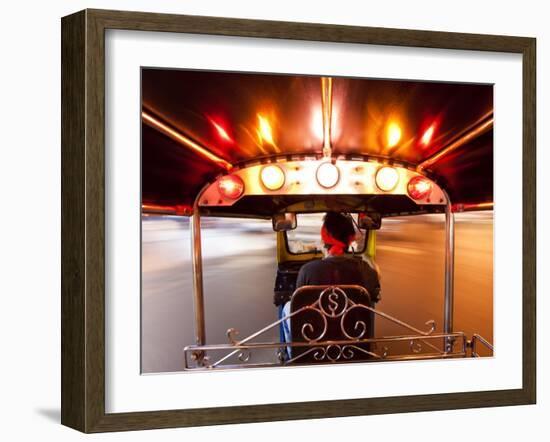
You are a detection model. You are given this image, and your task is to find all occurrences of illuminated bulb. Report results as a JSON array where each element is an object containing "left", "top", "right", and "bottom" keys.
[
  {"left": 218, "top": 175, "right": 245, "bottom": 199},
  {"left": 258, "top": 115, "right": 274, "bottom": 145},
  {"left": 421, "top": 124, "right": 435, "bottom": 146},
  {"left": 211, "top": 120, "right": 232, "bottom": 142},
  {"left": 407, "top": 175, "right": 432, "bottom": 200},
  {"left": 387, "top": 122, "right": 402, "bottom": 147},
  {"left": 376, "top": 166, "right": 399, "bottom": 192},
  {"left": 316, "top": 162, "right": 340, "bottom": 188},
  {"left": 260, "top": 165, "right": 285, "bottom": 191}
]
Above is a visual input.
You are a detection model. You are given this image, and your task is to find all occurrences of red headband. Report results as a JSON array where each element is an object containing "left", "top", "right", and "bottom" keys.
[{"left": 321, "top": 225, "right": 355, "bottom": 256}]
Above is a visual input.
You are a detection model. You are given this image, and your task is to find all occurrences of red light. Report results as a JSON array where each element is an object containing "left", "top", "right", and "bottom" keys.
[
  {"left": 417, "top": 116, "right": 441, "bottom": 149},
  {"left": 420, "top": 123, "right": 436, "bottom": 146},
  {"left": 407, "top": 176, "right": 432, "bottom": 200},
  {"left": 218, "top": 175, "right": 244, "bottom": 199},
  {"left": 209, "top": 118, "right": 233, "bottom": 143}
]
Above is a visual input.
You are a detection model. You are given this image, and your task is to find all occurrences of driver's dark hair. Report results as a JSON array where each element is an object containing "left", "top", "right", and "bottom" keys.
[{"left": 323, "top": 212, "right": 355, "bottom": 245}]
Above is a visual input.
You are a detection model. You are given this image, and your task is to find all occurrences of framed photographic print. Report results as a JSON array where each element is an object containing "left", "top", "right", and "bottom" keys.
[{"left": 61, "top": 9, "right": 536, "bottom": 433}]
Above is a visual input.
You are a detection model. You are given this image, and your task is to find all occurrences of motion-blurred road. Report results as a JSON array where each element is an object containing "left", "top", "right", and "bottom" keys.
[{"left": 141, "top": 212, "right": 493, "bottom": 373}]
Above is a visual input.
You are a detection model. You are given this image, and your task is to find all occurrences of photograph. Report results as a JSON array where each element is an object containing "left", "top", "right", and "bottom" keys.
[
  {"left": 140, "top": 69, "right": 495, "bottom": 373},
  {"left": 0, "top": 0, "right": 543, "bottom": 437}
]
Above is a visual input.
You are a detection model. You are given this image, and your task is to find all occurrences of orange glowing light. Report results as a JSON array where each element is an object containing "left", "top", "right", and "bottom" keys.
[
  {"left": 387, "top": 122, "right": 402, "bottom": 148},
  {"left": 421, "top": 124, "right": 436, "bottom": 146},
  {"left": 258, "top": 115, "right": 275, "bottom": 145},
  {"left": 312, "top": 108, "right": 324, "bottom": 142},
  {"left": 210, "top": 119, "right": 232, "bottom": 142}
]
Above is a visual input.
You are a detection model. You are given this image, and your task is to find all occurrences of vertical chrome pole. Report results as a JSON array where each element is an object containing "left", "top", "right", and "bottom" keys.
[
  {"left": 321, "top": 77, "right": 333, "bottom": 159},
  {"left": 443, "top": 198, "right": 455, "bottom": 353},
  {"left": 191, "top": 206, "right": 206, "bottom": 348}
]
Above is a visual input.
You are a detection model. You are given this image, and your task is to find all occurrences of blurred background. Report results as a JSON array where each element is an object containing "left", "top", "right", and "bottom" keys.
[{"left": 141, "top": 212, "right": 493, "bottom": 373}]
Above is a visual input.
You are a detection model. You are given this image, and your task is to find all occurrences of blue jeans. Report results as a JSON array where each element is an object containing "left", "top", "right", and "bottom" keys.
[{"left": 279, "top": 302, "right": 292, "bottom": 360}]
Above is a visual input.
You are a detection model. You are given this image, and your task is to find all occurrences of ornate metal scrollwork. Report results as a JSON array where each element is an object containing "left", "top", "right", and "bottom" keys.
[
  {"left": 342, "top": 345, "right": 355, "bottom": 360},
  {"left": 325, "top": 345, "right": 343, "bottom": 362},
  {"left": 182, "top": 285, "right": 467, "bottom": 370},
  {"left": 312, "top": 347, "right": 326, "bottom": 361},
  {"left": 191, "top": 350, "right": 210, "bottom": 367},
  {"left": 340, "top": 304, "right": 368, "bottom": 340},
  {"left": 319, "top": 287, "right": 348, "bottom": 318},
  {"left": 237, "top": 350, "right": 251, "bottom": 363},
  {"left": 343, "top": 345, "right": 379, "bottom": 359},
  {"left": 409, "top": 339, "right": 422, "bottom": 354},
  {"left": 299, "top": 306, "right": 328, "bottom": 342},
  {"left": 287, "top": 343, "right": 380, "bottom": 364},
  {"left": 226, "top": 328, "right": 240, "bottom": 345},
  {"left": 425, "top": 320, "right": 436, "bottom": 334}
]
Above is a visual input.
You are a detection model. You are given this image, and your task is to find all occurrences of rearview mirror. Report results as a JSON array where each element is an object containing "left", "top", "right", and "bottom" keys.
[
  {"left": 272, "top": 213, "right": 297, "bottom": 231},
  {"left": 358, "top": 212, "right": 382, "bottom": 230}
]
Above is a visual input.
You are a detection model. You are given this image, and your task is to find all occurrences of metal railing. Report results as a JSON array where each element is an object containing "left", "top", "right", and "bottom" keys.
[
  {"left": 182, "top": 285, "right": 492, "bottom": 370},
  {"left": 470, "top": 333, "right": 494, "bottom": 357}
]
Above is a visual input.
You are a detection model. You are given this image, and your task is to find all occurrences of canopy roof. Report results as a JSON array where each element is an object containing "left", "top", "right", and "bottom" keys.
[{"left": 142, "top": 69, "right": 493, "bottom": 215}]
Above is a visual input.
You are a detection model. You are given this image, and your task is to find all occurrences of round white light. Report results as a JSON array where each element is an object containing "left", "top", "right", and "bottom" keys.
[
  {"left": 316, "top": 162, "right": 340, "bottom": 188},
  {"left": 260, "top": 165, "right": 285, "bottom": 191},
  {"left": 376, "top": 166, "right": 399, "bottom": 192}
]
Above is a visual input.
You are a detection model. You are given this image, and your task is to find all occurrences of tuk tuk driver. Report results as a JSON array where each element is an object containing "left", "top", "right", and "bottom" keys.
[{"left": 281, "top": 212, "right": 381, "bottom": 347}]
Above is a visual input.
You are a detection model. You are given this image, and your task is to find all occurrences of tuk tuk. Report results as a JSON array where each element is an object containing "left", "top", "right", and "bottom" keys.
[{"left": 141, "top": 72, "right": 494, "bottom": 370}]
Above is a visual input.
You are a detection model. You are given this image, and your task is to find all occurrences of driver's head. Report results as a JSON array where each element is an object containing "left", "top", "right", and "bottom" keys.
[{"left": 321, "top": 212, "right": 356, "bottom": 254}]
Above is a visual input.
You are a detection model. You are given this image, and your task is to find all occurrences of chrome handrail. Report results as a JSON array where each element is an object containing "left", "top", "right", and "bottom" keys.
[
  {"left": 183, "top": 333, "right": 468, "bottom": 369},
  {"left": 470, "top": 333, "right": 494, "bottom": 357},
  {"left": 181, "top": 285, "right": 486, "bottom": 370}
]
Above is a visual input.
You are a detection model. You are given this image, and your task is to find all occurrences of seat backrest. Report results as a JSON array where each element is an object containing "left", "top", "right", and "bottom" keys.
[{"left": 288, "top": 285, "right": 375, "bottom": 364}]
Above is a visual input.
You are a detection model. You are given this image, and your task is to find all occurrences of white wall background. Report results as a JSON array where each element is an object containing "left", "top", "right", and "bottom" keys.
[{"left": 0, "top": 0, "right": 546, "bottom": 440}]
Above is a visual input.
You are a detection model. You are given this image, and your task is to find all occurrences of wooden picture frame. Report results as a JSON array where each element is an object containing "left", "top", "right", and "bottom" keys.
[{"left": 61, "top": 8, "right": 536, "bottom": 433}]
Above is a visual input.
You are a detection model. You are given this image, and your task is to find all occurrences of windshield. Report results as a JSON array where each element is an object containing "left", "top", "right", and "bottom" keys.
[{"left": 285, "top": 213, "right": 367, "bottom": 254}]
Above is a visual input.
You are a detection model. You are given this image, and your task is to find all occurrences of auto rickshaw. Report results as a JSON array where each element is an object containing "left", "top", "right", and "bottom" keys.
[{"left": 141, "top": 72, "right": 494, "bottom": 370}]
